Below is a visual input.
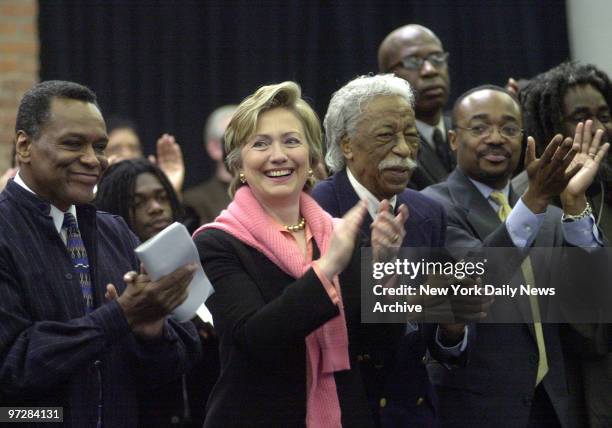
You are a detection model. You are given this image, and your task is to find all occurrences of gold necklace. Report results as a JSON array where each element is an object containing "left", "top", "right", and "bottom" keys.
[{"left": 285, "top": 217, "right": 306, "bottom": 232}]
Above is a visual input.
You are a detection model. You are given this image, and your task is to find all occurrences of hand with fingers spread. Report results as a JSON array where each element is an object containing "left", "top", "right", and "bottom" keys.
[
  {"left": 148, "top": 133, "right": 185, "bottom": 194},
  {"left": 522, "top": 133, "right": 580, "bottom": 213},
  {"left": 371, "top": 199, "right": 409, "bottom": 264},
  {"left": 109, "top": 263, "right": 197, "bottom": 337},
  {"left": 317, "top": 200, "right": 368, "bottom": 280},
  {"left": 560, "top": 120, "right": 610, "bottom": 214}
]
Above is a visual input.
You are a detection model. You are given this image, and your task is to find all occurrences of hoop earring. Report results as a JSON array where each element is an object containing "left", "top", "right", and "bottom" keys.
[
  {"left": 239, "top": 172, "right": 246, "bottom": 184},
  {"left": 308, "top": 168, "right": 314, "bottom": 178}
]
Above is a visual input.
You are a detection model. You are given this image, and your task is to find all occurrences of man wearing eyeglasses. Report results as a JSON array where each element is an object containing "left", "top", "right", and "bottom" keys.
[
  {"left": 421, "top": 85, "right": 608, "bottom": 427},
  {"left": 378, "top": 24, "right": 455, "bottom": 190}
]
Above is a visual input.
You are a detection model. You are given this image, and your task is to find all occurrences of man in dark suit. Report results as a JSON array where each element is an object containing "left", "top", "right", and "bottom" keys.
[
  {"left": 0, "top": 81, "right": 201, "bottom": 427},
  {"left": 312, "top": 74, "right": 470, "bottom": 427},
  {"left": 378, "top": 24, "right": 455, "bottom": 189},
  {"left": 422, "top": 85, "right": 607, "bottom": 427}
]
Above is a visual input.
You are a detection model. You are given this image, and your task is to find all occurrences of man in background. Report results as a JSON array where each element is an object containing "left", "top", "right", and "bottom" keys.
[
  {"left": 183, "top": 105, "right": 236, "bottom": 224},
  {"left": 95, "top": 158, "right": 217, "bottom": 428},
  {"left": 105, "top": 115, "right": 186, "bottom": 194},
  {"left": 378, "top": 24, "right": 455, "bottom": 189}
]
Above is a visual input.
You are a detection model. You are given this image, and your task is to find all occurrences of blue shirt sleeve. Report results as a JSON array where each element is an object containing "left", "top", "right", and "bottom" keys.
[
  {"left": 505, "top": 198, "right": 545, "bottom": 248},
  {"left": 562, "top": 215, "right": 602, "bottom": 247}
]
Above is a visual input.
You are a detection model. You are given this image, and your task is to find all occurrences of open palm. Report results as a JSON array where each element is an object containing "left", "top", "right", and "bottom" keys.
[{"left": 564, "top": 121, "right": 610, "bottom": 197}]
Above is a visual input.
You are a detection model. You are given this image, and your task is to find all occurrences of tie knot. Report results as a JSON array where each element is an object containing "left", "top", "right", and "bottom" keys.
[
  {"left": 489, "top": 190, "right": 508, "bottom": 206},
  {"left": 62, "top": 212, "right": 77, "bottom": 230}
]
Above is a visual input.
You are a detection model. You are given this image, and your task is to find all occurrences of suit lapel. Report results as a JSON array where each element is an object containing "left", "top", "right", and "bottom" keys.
[
  {"left": 442, "top": 115, "right": 457, "bottom": 170},
  {"left": 448, "top": 170, "right": 535, "bottom": 327},
  {"left": 417, "top": 132, "right": 451, "bottom": 185},
  {"left": 447, "top": 170, "right": 500, "bottom": 241}
]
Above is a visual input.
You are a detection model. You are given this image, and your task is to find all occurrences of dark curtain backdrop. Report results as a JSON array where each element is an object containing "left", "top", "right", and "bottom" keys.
[{"left": 39, "top": 0, "right": 570, "bottom": 188}]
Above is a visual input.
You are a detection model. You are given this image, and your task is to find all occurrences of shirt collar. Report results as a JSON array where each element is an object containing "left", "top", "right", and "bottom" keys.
[
  {"left": 14, "top": 170, "right": 78, "bottom": 234},
  {"left": 346, "top": 168, "right": 397, "bottom": 219},
  {"left": 416, "top": 117, "right": 446, "bottom": 148},
  {"left": 467, "top": 176, "right": 510, "bottom": 203}
]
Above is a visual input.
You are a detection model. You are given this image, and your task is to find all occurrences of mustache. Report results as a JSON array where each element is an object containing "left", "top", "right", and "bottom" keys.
[
  {"left": 378, "top": 157, "right": 418, "bottom": 172},
  {"left": 478, "top": 147, "right": 511, "bottom": 158}
]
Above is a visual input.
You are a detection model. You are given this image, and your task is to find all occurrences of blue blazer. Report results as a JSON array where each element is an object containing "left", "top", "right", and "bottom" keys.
[{"left": 312, "top": 169, "right": 449, "bottom": 428}]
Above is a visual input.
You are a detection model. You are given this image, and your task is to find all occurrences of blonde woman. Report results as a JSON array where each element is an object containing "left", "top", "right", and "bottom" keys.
[{"left": 194, "top": 82, "right": 407, "bottom": 427}]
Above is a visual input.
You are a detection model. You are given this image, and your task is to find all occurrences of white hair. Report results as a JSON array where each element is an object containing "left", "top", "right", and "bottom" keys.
[{"left": 323, "top": 74, "right": 414, "bottom": 172}]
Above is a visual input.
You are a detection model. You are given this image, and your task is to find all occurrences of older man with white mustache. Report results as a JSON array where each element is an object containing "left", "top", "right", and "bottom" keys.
[{"left": 312, "top": 74, "right": 467, "bottom": 428}]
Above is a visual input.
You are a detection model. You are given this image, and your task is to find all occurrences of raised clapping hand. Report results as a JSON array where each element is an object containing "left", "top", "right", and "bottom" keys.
[
  {"left": 523, "top": 133, "right": 580, "bottom": 213},
  {"left": 371, "top": 199, "right": 409, "bottom": 264},
  {"left": 148, "top": 133, "right": 185, "bottom": 194},
  {"left": 106, "top": 263, "right": 197, "bottom": 338},
  {"left": 560, "top": 120, "right": 610, "bottom": 214},
  {"left": 505, "top": 77, "right": 519, "bottom": 95},
  {"left": 317, "top": 200, "right": 368, "bottom": 281}
]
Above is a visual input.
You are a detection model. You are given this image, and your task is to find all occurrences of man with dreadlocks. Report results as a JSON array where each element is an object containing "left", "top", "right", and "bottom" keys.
[
  {"left": 513, "top": 62, "right": 612, "bottom": 428},
  {"left": 96, "top": 158, "right": 180, "bottom": 241},
  {"left": 516, "top": 62, "right": 612, "bottom": 231}
]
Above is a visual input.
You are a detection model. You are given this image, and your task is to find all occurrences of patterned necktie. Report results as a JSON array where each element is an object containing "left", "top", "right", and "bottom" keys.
[
  {"left": 433, "top": 128, "right": 453, "bottom": 171},
  {"left": 489, "top": 190, "right": 548, "bottom": 385},
  {"left": 63, "top": 212, "right": 94, "bottom": 313}
]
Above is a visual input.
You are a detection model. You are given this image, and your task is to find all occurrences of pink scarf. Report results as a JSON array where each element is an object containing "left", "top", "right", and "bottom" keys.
[{"left": 193, "top": 186, "right": 349, "bottom": 427}]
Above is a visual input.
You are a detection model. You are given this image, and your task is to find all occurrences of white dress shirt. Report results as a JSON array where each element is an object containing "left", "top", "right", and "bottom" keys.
[
  {"left": 13, "top": 171, "right": 77, "bottom": 245},
  {"left": 346, "top": 167, "right": 397, "bottom": 219}
]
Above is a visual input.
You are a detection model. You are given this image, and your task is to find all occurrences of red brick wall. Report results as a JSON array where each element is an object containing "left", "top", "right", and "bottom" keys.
[{"left": 0, "top": 0, "right": 38, "bottom": 171}]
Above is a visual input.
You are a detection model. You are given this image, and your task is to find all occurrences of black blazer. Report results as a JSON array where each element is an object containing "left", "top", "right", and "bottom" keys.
[
  {"left": 195, "top": 228, "right": 402, "bottom": 427},
  {"left": 410, "top": 115, "right": 456, "bottom": 190}
]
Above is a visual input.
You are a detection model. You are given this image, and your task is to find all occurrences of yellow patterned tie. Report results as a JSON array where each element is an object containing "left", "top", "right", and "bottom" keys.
[{"left": 489, "top": 191, "right": 548, "bottom": 385}]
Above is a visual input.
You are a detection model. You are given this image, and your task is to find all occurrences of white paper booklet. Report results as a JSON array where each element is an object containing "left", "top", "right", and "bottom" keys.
[{"left": 134, "top": 222, "right": 214, "bottom": 324}]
